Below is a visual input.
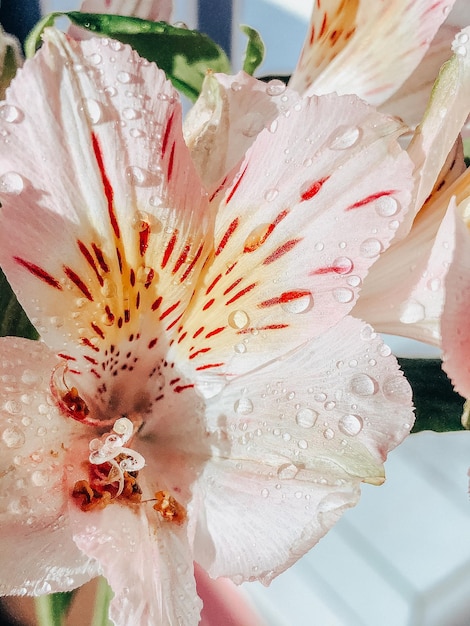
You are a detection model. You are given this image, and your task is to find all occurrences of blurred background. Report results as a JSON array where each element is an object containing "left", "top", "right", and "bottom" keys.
[{"left": 0, "top": 1, "right": 470, "bottom": 624}]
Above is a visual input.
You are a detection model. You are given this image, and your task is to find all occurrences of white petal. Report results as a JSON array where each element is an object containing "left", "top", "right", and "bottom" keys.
[
  {"left": 194, "top": 317, "right": 413, "bottom": 582},
  {"left": 0, "top": 338, "right": 98, "bottom": 594}
]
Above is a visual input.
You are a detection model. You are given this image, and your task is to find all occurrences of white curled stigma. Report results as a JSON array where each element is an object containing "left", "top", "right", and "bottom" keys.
[{"left": 88, "top": 417, "right": 146, "bottom": 497}]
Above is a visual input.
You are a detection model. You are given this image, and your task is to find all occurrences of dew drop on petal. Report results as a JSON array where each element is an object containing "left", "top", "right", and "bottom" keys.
[
  {"left": 231, "top": 81, "right": 242, "bottom": 92},
  {"left": 228, "top": 310, "right": 250, "bottom": 330},
  {"left": 81, "top": 98, "right": 102, "bottom": 124},
  {"left": 31, "top": 470, "right": 49, "bottom": 487},
  {"left": 234, "top": 397, "right": 254, "bottom": 415},
  {"left": 375, "top": 196, "right": 399, "bottom": 217},
  {"left": 117, "top": 70, "right": 131, "bottom": 83},
  {"left": 330, "top": 125, "right": 361, "bottom": 150},
  {"left": 261, "top": 488, "right": 269, "bottom": 498},
  {"left": 0, "top": 104, "right": 23, "bottom": 123},
  {"left": 347, "top": 275, "right": 361, "bottom": 287},
  {"left": 123, "top": 107, "right": 139, "bottom": 120},
  {"left": 266, "top": 79, "right": 286, "bottom": 96},
  {"left": 298, "top": 439, "right": 308, "bottom": 449},
  {"left": 89, "top": 52, "right": 102, "bottom": 65},
  {"left": 234, "top": 343, "right": 246, "bottom": 354},
  {"left": 264, "top": 188, "right": 279, "bottom": 202},
  {"left": 333, "top": 257, "right": 353, "bottom": 274},
  {"left": 349, "top": 373, "right": 378, "bottom": 396},
  {"left": 360, "top": 238, "right": 383, "bottom": 258},
  {"left": 281, "top": 292, "right": 313, "bottom": 314},
  {"left": 400, "top": 299, "right": 425, "bottom": 324},
  {"left": 323, "top": 428, "right": 334, "bottom": 440},
  {"left": 126, "top": 166, "right": 147, "bottom": 186},
  {"left": 427, "top": 278, "right": 441, "bottom": 292},
  {"left": 0, "top": 171, "right": 24, "bottom": 194},
  {"left": 2, "top": 427, "right": 25, "bottom": 449},
  {"left": 295, "top": 408, "right": 318, "bottom": 428},
  {"left": 379, "top": 343, "right": 392, "bottom": 357},
  {"left": 382, "top": 375, "right": 411, "bottom": 404},
  {"left": 333, "top": 288, "right": 354, "bottom": 303},
  {"left": 277, "top": 463, "right": 299, "bottom": 480},
  {"left": 339, "top": 414, "right": 363, "bottom": 436}
]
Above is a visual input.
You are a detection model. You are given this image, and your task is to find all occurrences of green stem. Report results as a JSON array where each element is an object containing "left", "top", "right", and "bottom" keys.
[{"left": 91, "top": 577, "right": 113, "bottom": 626}]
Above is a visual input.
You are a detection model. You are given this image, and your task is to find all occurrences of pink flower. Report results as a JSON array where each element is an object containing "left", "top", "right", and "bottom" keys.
[
  {"left": 0, "top": 29, "right": 414, "bottom": 625},
  {"left": 289, "top": 0, "right": 458, "bottom": 127}
]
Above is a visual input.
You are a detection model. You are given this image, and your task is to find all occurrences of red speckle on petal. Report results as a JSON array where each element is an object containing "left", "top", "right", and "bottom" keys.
[
  {"left": 226, "top": 165, "right": 248, "bottom": 204},
  {"left": 159, "top": 301, "right": 180, "bottom": 321},
  {"left": 203, "top": 299, "right": 215, "bottom": 311},
  {"left": 300, "top": 176, "right": 330, "bottom": 202},
  {"left": 78, "top": 241, "right": 104, "bottom": 286},
  {"left": 91, "top": 323, "right": 105, "bottom": 339},
  {"left": 206, "top": 273, "right": 222, "bottom": 295},
  {"left": 129, "top": 268, "right": 136, "bottom": 286},
  {"left": 168, "top": 143, "right": 175, "bottom": 181},
  {"left": 139, "top": 222, "right": 150, "bottom": 256},
  {"left": 189, "top": 347, "right": 211, "bottom": 360},
  {"left": 162, "top": 111, "right": 174, "bottom": 155},
  {"left": 205, "top": 327, "right": 226, "bottom": 338},
  {"left": 319, "top": 12, "right": 327, "bottom": 37},
  {"left": 180, "top": 243, "right": 203, "bottom": 283},
  {"left": 345, "top": 190, "right": 396, "bottom": 211},
  {"left": 172, "top": 243, "right": 191, "bottom": 274},
  {"left": 80, "top": 337, "right": 100, "bottom": 352},
  {"left": 173, "top": 384, "right": 195, "bottom": 393},
  {"left": 195, "top": 362, "right": 224, "bottom": 371},
  {"left": 91, "top": 244, "right": 110, "bottom": 273},
  {"left": 223, "top": 277, "right": 243, "bottom": 295},
  {"left": 14, "top": 256, "right": 62, "bottom": 290},
  {"left": 148, "top": 338, "right": 158, "bottom": 349},
  {"left": 152, "top": 296, "right": 162, "bottom": 311},
  {"left": 193, "top": 327, "right": 204, "bottom": 338}
]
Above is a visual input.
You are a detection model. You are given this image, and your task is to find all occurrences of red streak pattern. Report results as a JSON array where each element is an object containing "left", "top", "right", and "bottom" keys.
[
  {"left": 345, "top": 190, "right": 395, "bottom": 211},
  {"left": 92, "top": 133, "right": 120, "bottom": 239},
  {"left": 64, "top": 266, "right": 93, "bottom": 301},
  {"left": 263, "top": 238, "right": 302, "bottom": 265},
  {"left": 14, "top": 257, "right": 62, "bottom": 290},
  {"left": 301, "top": 176, "right": 330, "bottom": 201},
  {"left": 225, "top": 283, "right": 257, "bottom": 305},
  {"left": 216, "top": 218, "right": 239, "bottom": 256},
  {"left": 162, "top": 232, "right": 178, "bottom": 269},
  {"left": 259, "top": 290, "right": 311, "bottom": 308}
]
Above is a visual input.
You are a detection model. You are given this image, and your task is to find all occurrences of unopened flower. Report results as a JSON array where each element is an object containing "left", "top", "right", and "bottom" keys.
[{"left": 0, "top": 29, "right": 414, "bottom": 625}]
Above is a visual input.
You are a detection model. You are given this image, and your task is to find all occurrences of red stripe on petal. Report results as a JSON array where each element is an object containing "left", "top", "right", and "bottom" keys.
[
  {"left": 226, "top": 166, "right": 248, "bottom": 204},
  {"left": 172, "top": 243, "right": 191, "bottom": 274},
  {"left": 259, "top": 290, "right": 311, "bottom": 308},
  {"left": 78, "top": 240, "right": 104, "bottom": 286},
  {"left": 159, "top": 300, "right": 180, "bottom": 320},
  {"left": 91, "top": 243, "right": 110, "bottom": 273},
  {"left": 193, "top": 326, "right": 204, "bottom": 338},
  {"left": 300, "top": 176, "right": 329, "bottom": 201},
  {"left": 162, "top": 232, "right": 178, "bottom": 269},
  {"left": 91, "top": 133, "right": 120, "bottom": 239},
  {"left": 216, "top": 218, "right": 239, "bottom": 256},
  {"left": 81, "top": 337, "right": 100, "bottom": 352},
  {"left": 195, "top": 362, "right": 224, "bottom": 371},
  {"left": 14, "top": 257, "right": 62, "bottom": 290},
  {"left": 139, "top": 222, "right": 150, "bottom": 256},
  {"left": 206, "top": 273, "right": 222, "bottom": 295},
  {"left": 263, "top": 238, "right": 302, "bottom": 265},
  {"left": 162, "top": 111, "right": 174, "bottom": 155},
  {"left": 168, "top": 143, "right": 175, "bottom": 181},
  {"left": 225, "top": 283, "right": 257, "bottom": 305},
  {"left": 346, "top": 190, "right": 395, "bottom": 211},
  {"left": 189, "top": 347, "right": 211, "bottom": 359},
  {"left": 64, "top": 266, "right": 93, "bottom": 301},
  {"left": 203, "top": 298, "right": 215, "bottom": 311},
  {"left": 223, "top": 277, "right": 243, "bottom": 295},
  {"left": 180, "top": 243, "right": 203, "bottom": 283},
  {"left": 148, "top": 337, "right": 158, "bottom": 349},
  {"left": 173, "top": 384, "right": 195, "bottom": 393},
  {"left": 91, "top": 323, "right": 105, "bottom": 339},
  {"left": 205, "top": 326, "right": 226, "bottom": 338},
  {"left": 151, "top": 296, "right": 162, "bottom": 311}
]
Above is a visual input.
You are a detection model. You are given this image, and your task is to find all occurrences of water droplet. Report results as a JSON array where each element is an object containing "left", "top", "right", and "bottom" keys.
[
  {"left": 234, "top": 343, "right": 246, "bottom": 354},
  {"left": 452, "top": 31, "right": 469, "bottom": 56},
  {"left": 427, "top": 278, "right": 441, "bottom": 292},
  {"left": 32, "top": 470, "right": 49, "bottom": 487},
  {"left": 123, "top": 107, "right": 139, "bottom": 120},
  {"left": 81, "top": 98, "right": 102, "bottom": 124},
  {"left": 129, "top": 128, "right": 145, "bottom": 138},
  {"left": 264, "top": 188, "right": 279, "bottom": 202},
  {"left": 0, "top": 104, "right": 23, "bottom": 123},
  {"left": 266, "top": 79, "right": 286, "bottom": 96},
  {"left": 314, "top": 392, "right": 327, "bottom": 402},
  {"left": 339, "top": 414, "right": 363, "bottom": 436},
  {"left": 234, "top": 397, "right": 254, "bottom": 415},
  {"left": 0, "top": 171, "right": 24, "bottom": 194},
  {"left": 104, "top": 86, "right": 117, "bottom": 97},
  {"left": 126, "top": 166, "right": 147, "bottom": 186},
  {"left": 324, "top": 401, "right": 336, "bottom": 410},
  {"left": 375, "top": 196, "right": 399, "bottom": 217},
  {"left": 21, "top": 370, "right": 41, "bottom": 386},
  {"left": 261, "top": 488, "right": 269, "bottom": 498},
  {"left": 241, "top": 111, "right": 265, "bottom": 137},
  {"left": 36, "top": 426, "right": 47, "bottom": 437},
  {"left": 379, "top": 343, "right": 392, "bottom": 357},
  {"left": 101, "top": 278, "right": 116, "bottom": 298},
  {"left": 4, "top": 399, "right": 21, "bottom": 414},
  {"left": 400, "top": 299, "right": 425, "bottom": 324},
  {"left": 360, "top": 238, "right": 383, "bottom": 258},
  {"left": 298, "top": 439, "right": 308, "bottom": 449},
  {"left": 347, "top": 275, "right": 361, "bottom": 287},
  {"left": 360, "top": 324, "right": 376, "bottom": 340},
  {"left": 89, "top": 52, "right": 102, "bottom": 65},
  {"left": 280, "top": 291, "right": 314, "bottom": 314},
  {"left": 323, "top": 428, "right": 334, "bottom": 440},
  {"left": 330, "top": 125, "right": 361, "bottom": 150},
  {"left": 228, "top": 310, "right": 249, "bottom": 330},
  {"left": 382, "top": 375, "right": 411, "bottom": 404},
  {"left": 349, "top": 373, "right": 378, "bottom": 396},
  {"left": 269, "top": 119, "right": 278, "bottom": 134},
  {"left": 333, "top": 288, "right": 354, "bottom": 303},
  {"left": 332, "top": 257, "right": 353, "bottom": 274},
  {"left": 277, "top": 463, "right": 299, "bottom": 480},
  {"left": 21, "top": 416, "right": 31, "bottom": 426},
  {"left": 2, "top": 426, "right": 25, "bottom": 448},
  {"left": 117, "top": 70, "right": 131, "bottom": 83},
  {"left": 231, "top": 81, "right": 242, "bottom": 92}
]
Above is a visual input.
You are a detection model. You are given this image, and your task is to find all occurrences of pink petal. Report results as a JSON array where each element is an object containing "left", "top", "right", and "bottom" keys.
[
  {"left": 195, "top": 564, "right": 264, "bottom": 626},
  {"left": 184, "top": 71, "right": 300, "bottom": 193},
  {"left": 383, "top": 24, "right": 460, "bottom": 127},
  {"left": 0, "top": 30, "right": 210, "bottom": 411},
  {"left": 407, "top": 26, "right": 470, "bottom": 221},
  {"left": 441, "top": 202, "right": 470, "bottom": 398},
  {"left": 290, "top": 0, "right": 455, "bottom": 105},
  {"left": 194, "top": 316, "right": 413, "bottom": 582},
  {"left": 70, "top": 504, "right": 201, "bottom": 626},
  {"left": 0, "top": 338, "right": 98, "bottom": 594},
  {"left": 173, "top": 93, "right": 413, "bottom": 379}
]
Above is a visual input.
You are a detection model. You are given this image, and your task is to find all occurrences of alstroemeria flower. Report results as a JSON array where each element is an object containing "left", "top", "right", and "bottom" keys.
[
  {"left": 354, "top": 27, "right": 470, "bottom": 346},
  {"left": 0, "top": 29, "right": 415, "bottom": 625},
  {"left": 289, "top": 0, "right": 458, "bottom": 127}
]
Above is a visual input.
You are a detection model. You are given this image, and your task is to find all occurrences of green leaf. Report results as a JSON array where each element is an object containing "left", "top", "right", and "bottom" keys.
[
  {"left": 398, "top": 358, "right": 465, "bottom": 433},
  {"left": 0, "top": 268, "right": 38, "bottom": 340},
  {"left": 91, "top": 577, "right": 113, "bottom": 626},
  {"left": 26, "top": 12, "right": 231, "bottom": 101},
  {"left": 24, "top": 11, "right": 60, "bottom": 58},
  {"left": 35, "top": 592, "right": 75, "bottom": 626},
  {"left": 240, "top": 25, "right": 265, "bottom": 75}
]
